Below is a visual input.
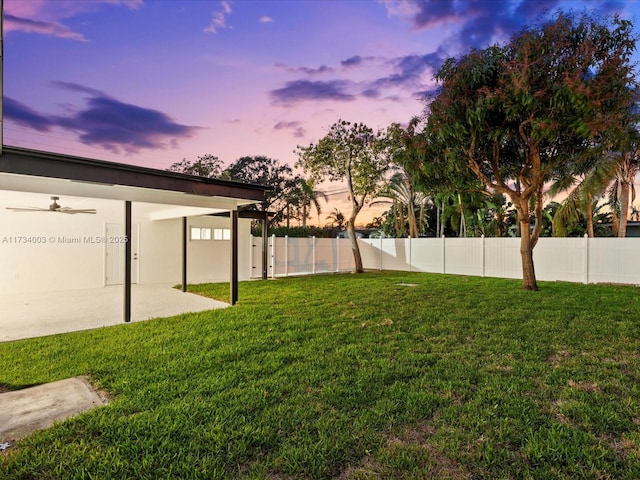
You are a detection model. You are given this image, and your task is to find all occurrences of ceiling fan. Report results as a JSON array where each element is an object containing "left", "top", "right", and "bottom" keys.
[{"left": 5, "top": 196, "right": 97, "bottom": 215}]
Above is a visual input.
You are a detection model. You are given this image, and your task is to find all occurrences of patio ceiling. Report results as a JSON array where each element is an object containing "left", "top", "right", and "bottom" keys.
[{"left": 0, "top": 183, "right": 233, "bottom": 221}]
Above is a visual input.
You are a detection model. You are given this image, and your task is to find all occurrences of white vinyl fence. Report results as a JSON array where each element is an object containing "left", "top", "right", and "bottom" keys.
[{"left": 250, "top": 235, "right": 640, "bottom": 285}]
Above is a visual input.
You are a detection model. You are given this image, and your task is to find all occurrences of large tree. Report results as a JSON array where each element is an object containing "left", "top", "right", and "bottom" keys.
[
  {"left": 224, "top": 156, "right": 300, "bottom": 227},
  {"left": 168, "top": 154, "right": 224, "bottom": 178},
  {"left": 384, "top": 121, "right": 433, "bottom": 238},
  {"left": 168, "top": 154, "right": 301, "bottom": 228},
  {"left": 425, "top": 12, "right": 637, "bottom": 290},
  {"left": 297, "top": 120, "right": 390, "bottom": 273}
]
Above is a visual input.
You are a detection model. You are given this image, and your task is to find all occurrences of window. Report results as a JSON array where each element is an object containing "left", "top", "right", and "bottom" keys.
[
  {"left": 190, "top": 227, "right": 230, "bottom": 241},
  {"left": 190, "top": 226, "right": 211, "bottom": 241},
  {"left": 214, "top": 228, "right": 231, "bottom": 240}
]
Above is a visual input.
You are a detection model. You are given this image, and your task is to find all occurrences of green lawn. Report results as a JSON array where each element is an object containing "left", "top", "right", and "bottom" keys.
[{"left": 1, "top": 272, "right": 640, "bottom": 479}]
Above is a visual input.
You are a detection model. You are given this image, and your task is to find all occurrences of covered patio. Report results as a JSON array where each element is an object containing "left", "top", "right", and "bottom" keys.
[{"left": 0, "top": 146, "right": 268, "bottom": 340}]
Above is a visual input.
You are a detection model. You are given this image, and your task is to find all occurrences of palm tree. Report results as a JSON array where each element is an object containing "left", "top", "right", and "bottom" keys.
[
  {"left": 548, "top": 124, "right": 640, "bottom": 237},
  {"left": 373, "top": 173, "right": 430, "bottom": 238},
  {"left": 609, "top": 151, "right": 639, "bottom": 237},
  {"left": 600, "top": 104, "right": 640, "bottom": 236},
  {"left": 288, "top": 178, "right": 328, "bottom": 228},
  {"left": 325, "top": 208, "right": 346, "bottom": 230},
  {"left": 390, "top": 176, "right": 430, "bottom": 238},
  {"left": 548, "top": 159, "right": 616, "bottom": 237}
]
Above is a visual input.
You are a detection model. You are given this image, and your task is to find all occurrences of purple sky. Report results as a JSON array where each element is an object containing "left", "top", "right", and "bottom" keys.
[{"left": 4, "top": 0, "right": 638, "bottom": 222}]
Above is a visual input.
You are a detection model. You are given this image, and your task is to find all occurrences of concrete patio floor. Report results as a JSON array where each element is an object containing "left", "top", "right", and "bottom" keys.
[{"left": 0, "top": 284, "right": 228, "bottom": 342}]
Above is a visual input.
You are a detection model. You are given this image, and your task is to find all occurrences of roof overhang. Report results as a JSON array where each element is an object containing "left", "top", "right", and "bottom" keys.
[{"left": 0, "top": 146, "right": 268, "bottom": 218}]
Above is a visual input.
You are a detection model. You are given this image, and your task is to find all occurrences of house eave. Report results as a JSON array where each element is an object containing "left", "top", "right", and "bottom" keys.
[{"left": 0, "top": 145, "right": 268, "bottom": 203}]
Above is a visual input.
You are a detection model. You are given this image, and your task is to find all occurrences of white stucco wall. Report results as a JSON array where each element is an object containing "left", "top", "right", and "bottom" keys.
[
  {"left": 0, "top": 198, "right": 124, "bottom": 293},
  {"left": 139, "top": 215, "right": 253, "bottom": 286},
  {"left": 0, "top": 198, "right": 254, "bottom": 294}
]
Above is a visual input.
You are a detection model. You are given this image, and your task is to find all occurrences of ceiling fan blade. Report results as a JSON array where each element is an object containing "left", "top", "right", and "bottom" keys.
[
  {"left": 5, "top": 207, "right": 50, "bottom": 212},
  {"left": 57, "top": 208, "right": 97, "bottom": 214},
  {"left": 6, "top": 197, "right": 97, "bottom": 214}
]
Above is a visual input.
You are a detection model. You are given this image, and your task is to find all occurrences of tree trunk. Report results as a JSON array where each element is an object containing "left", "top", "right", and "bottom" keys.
[
  {"left": 519, "top": 215, "right": 538, "bottom": 291},
  {"left": 286, "top": 204, "right": 290, "bottom": 229},
  {"left": 586, "top": 193, "right": 595, "bottom": 238},
  {"left": 394, "top": 200, "right": 402, "bottom": 237},
  {"left": 514, "top": 179, "right": 522, "bottom": 238},
  {"left": 457, "top": 193, "right": 466, "bottom": 237},
  {"left": 612, "top": 209, "right": 620, "bottom": 237},
  {"left": 618, "top": 176, "right": 630, "bottom": 238},
  {"left": 408, "top": 201, "right": 418, "bottom": 238},
  {"left": 347, "top": 218, "right": 364, "bottom": 273}
]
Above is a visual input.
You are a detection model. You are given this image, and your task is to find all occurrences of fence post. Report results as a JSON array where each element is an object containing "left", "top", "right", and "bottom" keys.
[
  {"left": 284, "top": 235, "right": 289, "bottom": 276},
  {"left": 312, "top": 236, "right": 316, "bottom": 274},
  {"left": 270, "top": 234, "right": 276, "bottom": 278},
  {"left": 481, "top": 234, "right": 485, "bottom": 277},
  {"left": 409, "top": 236, "right": 412, "bottom": 273},
  {"left": 442, "top": 235, "right": 446, "bottom": 274},
  {"left": 584, "top": 233, "right": 589, "bottom": 284},
  {"left": 380, "top": 235, "right": 383, "bottom": 271},
  {"left": 336, "top": 238, "right": 340, "bottom": 273}
]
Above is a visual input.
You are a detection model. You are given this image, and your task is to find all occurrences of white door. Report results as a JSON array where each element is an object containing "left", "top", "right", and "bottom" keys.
[{"left": 105, "top": 223, "right": 139, "bottom": 285}]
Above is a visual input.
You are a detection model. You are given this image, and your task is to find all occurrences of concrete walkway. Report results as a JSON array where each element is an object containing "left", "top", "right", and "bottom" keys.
[
  {"left": 0, "top": 284, "right": 228, "bottom": 342},
  {"left": 0, "top": 376, "right": 108, "bottom": 443}
]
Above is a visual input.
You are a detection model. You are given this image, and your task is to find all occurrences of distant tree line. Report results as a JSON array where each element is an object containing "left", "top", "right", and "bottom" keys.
[{"left": 168, "top": 154, "right": 327, "bottom": 232}]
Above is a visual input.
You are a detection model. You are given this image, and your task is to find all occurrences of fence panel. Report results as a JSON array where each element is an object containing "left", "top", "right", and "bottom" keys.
[
  {"left": 360, "top": 239, "right": 412, "bottom": 271},
  {"left": 284, "top": 237, "right": 312, "bottom": 275},
  {"left": 315, "top": 238, "right": 337, "bottom": 273},
  {"left": 410, "top": 238, "right": 444, "bottom": 273},
  {"left": 382, "top": 238, "right": 412, "bottom": 271},
  {"left": 589, "top": 238, "right": 640, "bottom": 284},
  {"left": 483, "top": 238, "right": 521, "bottom": 279},
  {"left": 270, "top": 236, "right": 285, "bottom": 277},
  {"left": 359, "top": 239, "right": 382, "bottom": 270},
  {"left": 533, "top": 237, "right": 586, "bottom": 283},
  {"left": 336, "top": 238, "right": 356, "bottom": 272},
  {"left": 444, "top": 238, "right": 484, "bottom": 276},
  {"left": 251, "top": 235, "right": 640, "bottom": 285}
]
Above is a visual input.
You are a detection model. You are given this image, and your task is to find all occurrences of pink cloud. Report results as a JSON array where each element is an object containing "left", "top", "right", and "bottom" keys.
[
  {"left": 4, "top": 14, "right": 88, "bottom": 41},
  {"left": 204, "top": 0, "right": 233, "bottom": 34},
  {"left": 4, "top": 0, "right": 142, "bottom": 41}
]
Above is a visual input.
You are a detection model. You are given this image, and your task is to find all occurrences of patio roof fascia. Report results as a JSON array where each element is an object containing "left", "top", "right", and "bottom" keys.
[{"left": 0, "top": 145, "right": 269, "bottom": 204}]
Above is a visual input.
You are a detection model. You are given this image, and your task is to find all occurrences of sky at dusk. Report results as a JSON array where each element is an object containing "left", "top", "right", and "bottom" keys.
[{"left": 4, "top": 0, "right": 640, "bottom": 223}]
